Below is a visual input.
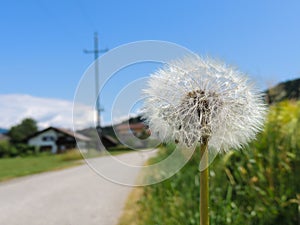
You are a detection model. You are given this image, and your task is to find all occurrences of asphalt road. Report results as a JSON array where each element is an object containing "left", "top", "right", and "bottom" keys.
[{"left": 0, "top": 150, "right": 155, "bottom": 225}]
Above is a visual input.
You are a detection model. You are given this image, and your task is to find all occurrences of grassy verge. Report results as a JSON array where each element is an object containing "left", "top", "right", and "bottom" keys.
[
  {"left": 118, "top": 101, "right": 300, "bottom": 225},
  {"left": 0, "top": 153, "right": 82, "bottom": 182},
  {"left": 0, "top": 147, "right": 134, "bottom": 182},
  {"left": 117, "top": 187, "right": 144, "bottom": 225}
]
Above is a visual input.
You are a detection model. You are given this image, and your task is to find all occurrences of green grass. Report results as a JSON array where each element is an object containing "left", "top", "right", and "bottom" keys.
[
  {"left": 120, "top": 100, "right": 300, "bottom": 225},
  {"left": 0, "top": 153, "right": 82, "bottom": 182},
  {"left": 0, "top": 148, "right": 134, "bottom": 182}
]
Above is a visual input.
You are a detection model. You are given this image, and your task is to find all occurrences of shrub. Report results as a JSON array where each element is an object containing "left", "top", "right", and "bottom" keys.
[
  {"left": 14, "top": 143, "right": 36, "bottom": 156},
  {"left": 0, "top": 141, "right": 17, "bottom": 157},
  {"left": 0, "top": 141, "right": 37, "bottom": 158},
  {"left": 137, "top": 101, "right": 299, "bottom": 225},
  {"left": 59, "top": 149, "right": 83, "bottom": 161}
]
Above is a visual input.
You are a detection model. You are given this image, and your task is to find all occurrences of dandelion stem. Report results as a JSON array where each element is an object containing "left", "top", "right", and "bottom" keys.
[{"left": 200, "top": 140, "right": 209, "bottom": 225}]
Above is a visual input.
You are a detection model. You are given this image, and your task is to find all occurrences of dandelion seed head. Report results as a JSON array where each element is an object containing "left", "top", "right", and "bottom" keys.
[{"left": 142, "top": 55, "right": 267, "bottom": 152}]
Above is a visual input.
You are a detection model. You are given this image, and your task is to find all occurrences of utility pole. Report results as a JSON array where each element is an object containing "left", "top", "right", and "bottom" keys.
[{"left": 84, "top": 32, "right": 108, "bottom": 134}]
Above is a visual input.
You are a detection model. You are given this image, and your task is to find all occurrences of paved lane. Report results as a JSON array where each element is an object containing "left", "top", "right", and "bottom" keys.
[{"left": 0, "top": 151, "right": 154, "bottom": 225}]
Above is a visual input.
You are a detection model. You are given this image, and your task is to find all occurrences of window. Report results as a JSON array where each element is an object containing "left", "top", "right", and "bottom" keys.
[{"left": 42, "top": 136, "right": 55, "bottom": 142}]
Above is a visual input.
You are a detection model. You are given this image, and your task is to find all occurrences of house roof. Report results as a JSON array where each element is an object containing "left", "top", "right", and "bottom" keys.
[
  {"left": 54, "top": 127, "right": 90, "bottom": 141},
  {"left": 101, "top": 135, "right": 118, "bottom": 145},
  {"left": 26, "top": 127, "right": 91, "bottom": 142},
  {"left": 0, "top": 133, "right": 9, "bottom": 141},
  {"left": 116, "top": 122, "right": 147, "bottom": 131}
]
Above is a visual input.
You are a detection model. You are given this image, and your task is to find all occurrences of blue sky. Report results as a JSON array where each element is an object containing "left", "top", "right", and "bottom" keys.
[{"left": 0, "top": 0, "right": 300, "bottom": 128}]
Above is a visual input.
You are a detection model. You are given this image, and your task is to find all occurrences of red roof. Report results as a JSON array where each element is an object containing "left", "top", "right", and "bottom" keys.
[{"left": 116, "top": 122, "right": 146, "bottom": 131}]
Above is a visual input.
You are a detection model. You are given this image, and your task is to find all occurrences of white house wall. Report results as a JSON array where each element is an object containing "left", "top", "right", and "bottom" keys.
[{"left": 28, "top": 129, "right": 58, "bottom": 153}]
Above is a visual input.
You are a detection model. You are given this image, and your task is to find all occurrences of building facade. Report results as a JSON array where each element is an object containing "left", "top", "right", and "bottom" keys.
[{"left": 27, "top": 127, "right": 90, "bottom": 154}]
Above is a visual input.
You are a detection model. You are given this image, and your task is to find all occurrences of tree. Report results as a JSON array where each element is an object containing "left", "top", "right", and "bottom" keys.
[{"left": 8, "top": 118, "right": 38, "bottom": 143}]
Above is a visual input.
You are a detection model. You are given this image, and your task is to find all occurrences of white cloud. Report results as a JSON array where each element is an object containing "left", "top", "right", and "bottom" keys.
[{"left": 0, "top": 94, "right": 95, "bottom": 130}]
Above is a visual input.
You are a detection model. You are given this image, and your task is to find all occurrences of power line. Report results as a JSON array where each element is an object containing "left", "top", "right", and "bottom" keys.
[{"left": 84, "top": 32, "right": 108, "bottom": 132}]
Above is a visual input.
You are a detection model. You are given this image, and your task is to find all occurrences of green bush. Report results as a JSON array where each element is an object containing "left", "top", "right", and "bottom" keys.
[
  {"left": 137, "top": 101, "right": 300, "bottom": 225},
  {"left": 8, "top": 118, "right": 38, "bottom": 144},
  {"left": 107, "top": 145, "right": 133, "bottom": 151},
  {"left": 14, "top": 143, "right": 36, "bottom": 156},
  {"left": 0, "top": 141, "right": 37, "bottom": 158},
  {"left": 0, "top": 141, "right": 17, "bottom": 157}
]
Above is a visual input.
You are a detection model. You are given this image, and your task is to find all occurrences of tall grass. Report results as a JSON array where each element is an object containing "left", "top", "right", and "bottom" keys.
[{"left": 135, "top": 101, "right": 300, "bottom": 225}]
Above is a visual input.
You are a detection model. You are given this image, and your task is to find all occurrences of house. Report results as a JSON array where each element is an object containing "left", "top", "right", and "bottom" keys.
[
  {"left": 114, "top": 121, "right": 151, "bottom": 148},
  {"left": 115, "top": 122, "right": 149, "bottom": 137},
  {"left": 76, "top": 127, "right": 119, "bottom": 149},
  {"left": 0, "top": 133, "right": 9, "bottom": 142},
  {"left": 0, "top": 128, "right": 9, "bottom": 142},
  {"left": 100, "top": 135, "right": 118, "bottom": 149},
  {"left": 27, "top": 127, "right": 90, "bottom": 154}
]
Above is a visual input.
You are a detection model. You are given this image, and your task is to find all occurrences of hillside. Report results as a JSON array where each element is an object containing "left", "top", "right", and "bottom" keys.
[{"left": 265, "top": 78, "right": 300, "bottom": 104}]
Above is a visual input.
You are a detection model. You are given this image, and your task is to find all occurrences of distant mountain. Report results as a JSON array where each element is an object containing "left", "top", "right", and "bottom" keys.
[
  {"left": 0, "top": 128, "right": 8, "bottom": 134},
  {"left": 265, "top": 78, "right": 300, "bottom": 104}
]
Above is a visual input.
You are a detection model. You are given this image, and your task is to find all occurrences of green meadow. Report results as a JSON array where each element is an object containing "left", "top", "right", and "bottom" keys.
[
  {"left": 119, "top": 100, "right": 300, "bottom": 225},
  {"left": 0, "top": 150, "right": 83, "bottom": 182},
  {"left": 0, "top": 148, "right": 133, "bottom": 182}
]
